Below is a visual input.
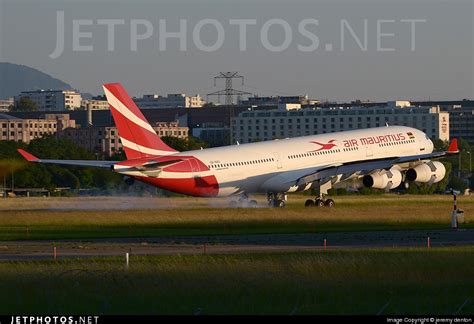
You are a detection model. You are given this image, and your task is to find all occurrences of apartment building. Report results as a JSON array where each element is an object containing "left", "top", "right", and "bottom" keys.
[{"left": 231, "top": 104, "right": 449, "bottom": 144}]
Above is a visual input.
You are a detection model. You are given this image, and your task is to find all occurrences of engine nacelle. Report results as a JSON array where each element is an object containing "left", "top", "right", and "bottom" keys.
[
  {"left": 363, "top": 168, "right": 402, "bottom": 190},
  {"left": 406, "top": 161, "right": 445, "bottom": 184}
]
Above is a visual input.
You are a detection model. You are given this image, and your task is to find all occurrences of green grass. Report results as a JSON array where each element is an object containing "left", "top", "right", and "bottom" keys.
[
  {"left": 0, "top": 247, "right": 473, "bottom": 315},
  {"left": 0, "top": 195, "right": 472, "bottom": 240}
]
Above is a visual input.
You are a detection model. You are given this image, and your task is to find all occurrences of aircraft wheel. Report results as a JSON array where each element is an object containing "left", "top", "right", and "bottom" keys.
[
  {"left": 324, "top": 199, "right": 335, "bottom": 208},
  {"left": 229, "top": 201, "right": 239, "bottom": 208},
  {"left": 273, "top": 199, "right": 286, "bottom": 208},
  {"left": 248, "top": 200, "right": 258, "bottom": 208},
  {"left": 315, "top": 198, "right": 325, "bottom": 207},
  {"left": 305, "top": 199, "right": 315, "bottom": 207}
]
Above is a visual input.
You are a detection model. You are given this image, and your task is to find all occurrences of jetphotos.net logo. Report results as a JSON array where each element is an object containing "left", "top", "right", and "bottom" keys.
[
  {"left": 10, "top": 316, "right": 99, "bottom": 324},
  {"left": 50, "top": 10, "right": 427, "bottom": 59}
]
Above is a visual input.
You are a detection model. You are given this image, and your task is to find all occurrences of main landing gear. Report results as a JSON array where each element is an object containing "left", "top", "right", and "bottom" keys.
[
  {"left": 305, "top": 195, "right": 335, "bottom": 208},
  {"left": 229, "top": 194, "right": 258, "bottom": 208},
  {"left": 267, "top": 193, "right": 287, "bottom": 208},
  {"left": 305, "top": 179, "right": 335, "bottom": 208}
]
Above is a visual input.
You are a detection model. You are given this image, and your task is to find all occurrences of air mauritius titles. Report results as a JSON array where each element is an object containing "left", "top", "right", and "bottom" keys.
[{"left": 343, "top": 132, "right": 411, "bottom": 147}]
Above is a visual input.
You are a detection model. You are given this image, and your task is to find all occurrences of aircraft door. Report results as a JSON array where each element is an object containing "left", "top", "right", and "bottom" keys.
[
  {"left": 273, "top": 152, "right": 283, "bottom": 169},
  {"left": 366, "top": 146, "right": 373, "bottom": 157},
  {"left": 418, "top": 135, "right": 426, "bottom": 152}
]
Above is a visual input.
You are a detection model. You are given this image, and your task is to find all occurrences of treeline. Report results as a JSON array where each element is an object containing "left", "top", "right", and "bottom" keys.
[
  {"left": 432, "top": 138, "right": 474, "bottom": 192},
  {"left": 0, "top": 136, "right": 472, "bottom": 195},
  {"left": 0, "top": 137, "right": 123, "bottom": 193},
  {"left": 0, "top": 135, "right": 209, "bottom": 194}
]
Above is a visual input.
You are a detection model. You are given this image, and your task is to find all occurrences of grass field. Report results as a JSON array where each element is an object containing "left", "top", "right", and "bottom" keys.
[
  {"left": 0, "top": 195, "right": 472, "bottom": 240},
  {"left": 0, "top": 247, "right": 473, "bottom": 315}
]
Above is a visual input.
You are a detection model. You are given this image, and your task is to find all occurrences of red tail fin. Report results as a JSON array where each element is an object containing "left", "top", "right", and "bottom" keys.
[{"left": 103, "top": 83, "right": 177, "bottom": 159}]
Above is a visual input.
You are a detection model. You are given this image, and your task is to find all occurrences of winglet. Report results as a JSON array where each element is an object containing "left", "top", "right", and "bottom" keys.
[
  {"left": 447, "top": 138, "right": 458, "bottom": 153},
  {"left": 17, "top": 149, "right": 39, "bottom": 162}
]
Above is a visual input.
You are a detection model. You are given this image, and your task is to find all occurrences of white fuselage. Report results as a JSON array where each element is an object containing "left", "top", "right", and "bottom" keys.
[{"left": 146, "top": 126, "right": 432, "bottom": 197}]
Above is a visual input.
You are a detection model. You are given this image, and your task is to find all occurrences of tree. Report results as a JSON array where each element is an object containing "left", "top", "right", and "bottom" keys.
[
  {"left": 432, "top": 138, "right": 448, "bottom": 151},
  {"left": 109, "top": 149, "right": 126, "bottom": 161},
  {"left": 12, "top": 97, "right": 38, "bottom": 112},
  {"left": 444, "top": 138, "right": 471, "bottom": 178},
  {"left": 405, "top": 162, "right": 452, "bottom": 194},
  {"left": 0, "top": 137, "right": 124, "bottom": 192},
  {"left": 447, "top": 176, "right": 468, "bottom": 191},
  {"left": 161, "top": 136, "right": 209, "bottom": 151}
]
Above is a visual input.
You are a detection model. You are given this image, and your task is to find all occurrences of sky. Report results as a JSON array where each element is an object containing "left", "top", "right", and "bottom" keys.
[{"left": 0, "top": 0, "right": 473, "bottom": 102}]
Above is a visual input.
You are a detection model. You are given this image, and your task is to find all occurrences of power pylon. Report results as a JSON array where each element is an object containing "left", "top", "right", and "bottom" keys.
[{"left": 207, "top": 72, "right": 252, "bottom": 106}]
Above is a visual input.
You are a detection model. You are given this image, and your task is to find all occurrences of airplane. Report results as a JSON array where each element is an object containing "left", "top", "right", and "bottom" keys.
[{"left": 17, "top": 83, "right": 459, "bottom": 208}]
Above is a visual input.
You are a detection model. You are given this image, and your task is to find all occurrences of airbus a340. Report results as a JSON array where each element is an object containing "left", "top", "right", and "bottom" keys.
[{"left": 18, "top": 83, "right": 458, "bottom": 208}]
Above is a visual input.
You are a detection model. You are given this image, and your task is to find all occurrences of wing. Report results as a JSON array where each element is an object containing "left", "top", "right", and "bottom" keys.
[
  {"left": 296, "top": 139, "right": 459, "bottom": 188},
  {"left": 17, "top": 149, "right": 117, "bottom": 169}
]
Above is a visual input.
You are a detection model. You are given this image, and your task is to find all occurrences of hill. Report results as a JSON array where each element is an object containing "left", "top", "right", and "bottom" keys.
[{"left": 0, "top": 62, "right": 73, "bottom": 98}]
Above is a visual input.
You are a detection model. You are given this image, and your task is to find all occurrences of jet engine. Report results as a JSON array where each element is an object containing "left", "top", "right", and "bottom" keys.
[
  {"left": 405, "top": 161, "right": 445, "bottom": 184},
  {"left": 362, "top": 168, "right": 402, "bottom": 190}
]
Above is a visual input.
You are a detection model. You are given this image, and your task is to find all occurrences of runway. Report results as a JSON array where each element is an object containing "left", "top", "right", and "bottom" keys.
[{"left": 1, "top": 228, "right": 473, "bottom": 260}]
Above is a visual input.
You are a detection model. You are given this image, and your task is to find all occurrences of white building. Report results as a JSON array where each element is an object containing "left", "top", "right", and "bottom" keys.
[
  {"left": 231, "top": 105, "right": 450, "bottom": 144},
  {"left": 0, "top": 113, "right": 76, "bottom": 143},
  {"left": 59, "top": 121, "right": 188, "bottom": 157},
  {"left": 387, "top": 101, "right": 412, "bottom": 108},
  {"left": 0, "top": 98, "right": 13, "bottom": 111},
  {"left": 134, "top": 93, "right": 205, "bottom": 109},
  {"left": 14, "top": 90, "right": 82, "bottom": 111},
  {"left": 278, "top": 103, "right": 301, "bottom": 111},
  {"left": 81, "top": 99, "right": 109, "bottom": 110},
  {"left": 239, "top": 95, "right": 319, "bottom": 106}
]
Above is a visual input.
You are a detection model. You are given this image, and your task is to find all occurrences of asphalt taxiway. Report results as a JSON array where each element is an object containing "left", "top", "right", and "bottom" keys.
[{"left": 1, "top": 228, "right": 472, "bottom": 260}]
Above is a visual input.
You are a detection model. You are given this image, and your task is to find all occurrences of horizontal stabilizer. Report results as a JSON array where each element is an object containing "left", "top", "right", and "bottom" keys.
[
  {"left": 17, "top": 149, "right": 39, "bottom": 162},
  {"left": 17, "top": 149, "right": 117, "bottom": 169}
]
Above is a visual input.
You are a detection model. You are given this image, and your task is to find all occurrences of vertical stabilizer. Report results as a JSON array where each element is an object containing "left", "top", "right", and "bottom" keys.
[{"left": 103, "top": 83, "right": 178, "bottom": 159}]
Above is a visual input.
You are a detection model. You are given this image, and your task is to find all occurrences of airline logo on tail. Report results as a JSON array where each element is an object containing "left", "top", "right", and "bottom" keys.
[
  {"left": 103, "top": 83, "right": 177, "bottom": 159},
  {"left": 310, "top": 140, "right": 337, "bottom": 151}
]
